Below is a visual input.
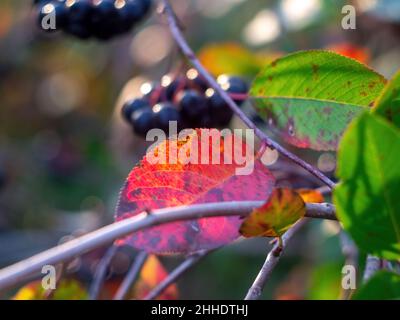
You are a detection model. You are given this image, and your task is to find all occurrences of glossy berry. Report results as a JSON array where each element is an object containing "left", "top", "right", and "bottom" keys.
[
  {"left": 34, "top": 0, "right": 153, "bottom": 40},
  {"left": 153, "top": 103, "right": 181, "bottom": 132},
  {"left": 64, "top": 0, "right": 93, "bottom": 39},
  {"left": 218, "top": 75, "right": 248, "bottom": 105},
  {"left": 206, "top": 88, "right": 233, "bottom": 126},
  {"left": 186, "top": 68, "right": 208, "bottom": 91},
  {"left": 141, "top": 82, "right": 164, "bottom": 104},
  {"left": 122, "top": 98, "right": 150, "bottom": 123},
  {"left": 177, "top": 90, "right": 208, "bottom": 120},
  {"left": 161, "top": 75, "right": 188, "bottom": 101},
  {"left": 0, "top": 168, "right": 6, "bottom": 191},
  {"left": 131, "top": 108, "right": 156, "bottom": 137},
  {"left": 90, "top": 0, "right": 120, "bottom": 40}
]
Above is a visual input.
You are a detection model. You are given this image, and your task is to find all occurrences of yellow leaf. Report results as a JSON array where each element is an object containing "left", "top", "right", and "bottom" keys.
[
  {"left": 240, "top": 188, "right": 306, "bottom": 238},
  {"left": 297, "top": 188, "right": 324, "bottom": 203}
]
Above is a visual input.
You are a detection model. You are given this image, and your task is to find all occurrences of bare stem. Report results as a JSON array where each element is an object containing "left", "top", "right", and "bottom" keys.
[
  {"left": 144, "top": 250, "right": 210, "bottom": 300},
  {"left": 114, "top": 251, "right": 149, "bottom": 300},
  {"left": 244, "top": 219, "right": 307, "bottom": 300},
  {"left": 0, "top": 201, "right": 335, "bottom": 291},
  {"left": 161, "top": 0, "right": 335, "bottom": 189},
  {"left": 89, "top": 245, "right": 118, "bottom": 300},
  {"left": 363, "top": 255, "right": 382, "bottom": 283}
]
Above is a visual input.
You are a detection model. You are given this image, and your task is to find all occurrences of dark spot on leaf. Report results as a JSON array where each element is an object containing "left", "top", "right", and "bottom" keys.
[
  {"left": 312, "top": 64, "right": 319, "bottom": 80},
  {"left": 368, "top": 81, "right": 377, "bottom": 89}
]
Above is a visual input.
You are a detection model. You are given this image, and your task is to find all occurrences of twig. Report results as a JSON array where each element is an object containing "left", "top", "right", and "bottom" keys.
[
  {"left": 0, "top": 201, "right": 335, "bottom": 291},
  {"left": 114, "top": 251, "right": 149, "bottom": 300},
  {"left": 244, "top": 219, "right": 307, "bottom": 300},
  {"left": 144, "top": 250, "right": 210, "bottom": 300},
  {"left": 339, "top": 232, "right": 358, "bottom": 300},
  {"left": 161, "top": 0, "right": 335, "bottom": 189},
  {"left": 305, "top": 203, "right": 336, "bottom": 220},
  {"left": 363, "top": 255, "right": 382, "bottom": 283},
  {"left": 89, "top": 245, "right": 118, "bottom": 300}
]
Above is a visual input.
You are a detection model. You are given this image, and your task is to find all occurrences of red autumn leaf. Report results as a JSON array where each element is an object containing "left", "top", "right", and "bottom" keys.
[
  {"left": 115, "top": 129, "right": 275, "bottom": 254},
  {"left": 239, "top": 188, "right": 306, "bottom": 238}
]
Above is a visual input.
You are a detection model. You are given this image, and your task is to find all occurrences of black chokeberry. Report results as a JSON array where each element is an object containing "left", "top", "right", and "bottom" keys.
[
  {"left": 153, "top": 103, "right": 181, "bottom": 132},
  {"left": 141, "top": 82, "right": 164, "bottom": 104},
  {"left": 206, "top": 88, "right": 234, "bottom": 126},
  {"left": 131, "top": 108, "right": 156, "bottom": 137},
  {"left": 0, "top": 168, "right": 6, "bottom": 191},
  {"left": 122, "top": 98, "right": 150, "bottom": 123},
  {"left": 161, "top": 75, "right": 188, "bottom": 101},
  {"left": 186, "top": 68, "right": 208, "bottom": 91},
  {"left": 177, "top": 90, "right": 208, "bottom": 120},
  {"left": 90, "top": 0, "right": 120, "bottom": 40},
  {"left": 217, "top": 75, "right": 248, "bottom": 105},
  {"left": 34, "top": 0, "right": 153, "bottom": 40},
  {"left": 64, "top": 0, "right": 93, "bottom": 39}
]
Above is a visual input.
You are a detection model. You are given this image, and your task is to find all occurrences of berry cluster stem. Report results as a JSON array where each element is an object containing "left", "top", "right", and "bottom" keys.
[{"left": 161, "top": 0, "right": 335, "bottom": 189}]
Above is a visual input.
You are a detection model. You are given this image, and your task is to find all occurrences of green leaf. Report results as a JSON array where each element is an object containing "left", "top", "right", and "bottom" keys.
[
  {"left": 334, "top": 112, "right": 400, "bottom": 260},
  {"left": 373, "top": 70, "right": 400, "bottom": 128},
  {"left": 250, "top": 50, "right": 386, "bottom": 151},
  {"left": 308, "top": 263, "right": 342, "bottom": 300},
  {"left": 353, "top": 271, "right": 400, "bottom": 300}
]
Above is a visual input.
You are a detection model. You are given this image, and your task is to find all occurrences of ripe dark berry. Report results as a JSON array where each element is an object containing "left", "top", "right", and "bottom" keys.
[
  {"left": 206, "top": 88, "right": 234, "bottom": 126},
  {"left": 90, "top": 0, "right": 120, "bottom": 40},
  {"left": 177, "top": 90, "right": 208, "bottom": 120},
  {"left": 131, "top": 108, "right": 156, "bottom": 137},
  {"left": 153, "top": 103, "right": 181, "bottom": 132},
  {"left": 186, "top": 68, "right": 208, "bottom": 91},
  {"left": 161, "top": 75, "right": 188, "bottom": 101},
  {"left": 64, "top": 0, "right": 93, "bottom": 39},
  {"left": 0, "top": 168, "right": 6, "bottom": 191},
  {"left": 217, "top": 75, "right": 248, "bottom": 105},
  {"left": 121, "top": 98, "right": 150, "bottom": 123},
  {"left": 141, "top": 82, "right": 164, "bottom": 104}
]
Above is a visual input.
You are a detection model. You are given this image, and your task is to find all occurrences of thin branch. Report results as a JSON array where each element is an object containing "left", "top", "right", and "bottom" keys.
[
  {"left": 114, "top": 251, "right": 149, "bottom": 300},
  {"left": 244, "top": 219, "right": 307, "bottom": 300},
  {"left": 89, "top": 245, "right": 118, "bottom": 300},
  {"left": 305, "top": 203, "right": 336, "bottom": 220},
  {"left": 161, "top": 0, "right": 335, "bottom": 189},
  {"left": 0, "top": 201, "right": 335, "bottom": 291},
  {"left": 144, "top": 250, "right": 210, "bottom": 300},
  {"left": 363, "top": 255, "right": 382, "bottom": 283}
]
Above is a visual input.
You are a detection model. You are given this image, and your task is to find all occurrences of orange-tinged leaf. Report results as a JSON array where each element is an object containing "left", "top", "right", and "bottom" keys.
[
  {"left": 297, "top": 189, "right": 324, "bottom": 203},
  {"left": 240, "top": 188, "right": 306, "bottom": 238},
  {"left": 327, "top": 43, "right": 370, "bottom": 64},
  {"left": 132, "top": 255, "right": 178, "bottom": 300},
  {"left": 115, "top": 129, "right": 275, "bottom": 254}
]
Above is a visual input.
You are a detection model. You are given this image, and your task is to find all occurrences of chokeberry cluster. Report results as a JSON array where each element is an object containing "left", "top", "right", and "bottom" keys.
[
  {"left": 34, "top": 0, "right": 152, "bottom": 40},
  {"left": 121, "top": 70, "right": 249, "bottom": 138}
]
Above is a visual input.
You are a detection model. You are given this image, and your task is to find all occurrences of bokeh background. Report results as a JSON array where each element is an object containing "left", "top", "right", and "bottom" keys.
[{"left": 1, "top": 0, "right": 400, "bottom": 299}]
